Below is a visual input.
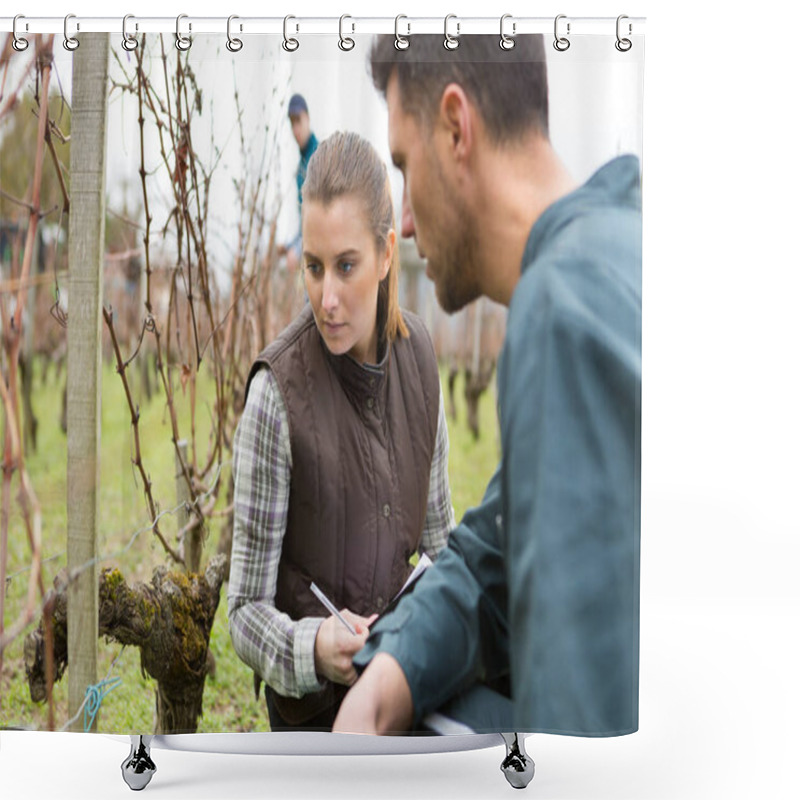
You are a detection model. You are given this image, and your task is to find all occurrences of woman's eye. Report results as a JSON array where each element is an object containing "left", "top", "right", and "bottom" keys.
[
  {"left": 339, "top": 261, "right": 354, "bottom": 275},
  {"left": 305, "top": 261, "right": 321, "bottom": 276}
]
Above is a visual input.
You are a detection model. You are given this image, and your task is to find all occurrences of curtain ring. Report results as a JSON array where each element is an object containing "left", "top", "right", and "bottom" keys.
[
  {"left": 226, "top": 15, "right": 243, "bottom": 52},
  {"left": 499, "top": 14, "right": 515, "bottom": 51},
  {"left": 338, "top": 15, "right": 355, "bottom": 51},
  {"left": 283, "top": 15, "right": 299, "bottom": 52},
  {"left": 553, "top": 14, "right": 570, "bottom": 52},
  {"left": 443, "top": 14, "right": 460, "bottom": 51},
  {"left": 615, "top": 15, "right": 632, "bottom": 52},
  {"left": 394, "top": 15, "right": 410, "bottom": 50},
  {"left": 176, "top": 14, "right": 192, "bottom": 51},
  {"left": 63, "top": 14, "right": 80, "bottom": 51},
  {"left": 121, "top": 14, "right": 138, "bottom": 51},
  {"left": 12, "top": 15, "right": 29, "bottom": 52}
]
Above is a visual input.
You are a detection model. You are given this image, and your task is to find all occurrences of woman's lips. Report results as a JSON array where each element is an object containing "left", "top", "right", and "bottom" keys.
[{"left": 324, "top": 321, "right": 345, "bottom": 334}]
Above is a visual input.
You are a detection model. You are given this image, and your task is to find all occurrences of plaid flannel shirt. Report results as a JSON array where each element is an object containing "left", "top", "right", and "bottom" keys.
[{"left": 227, "top": 367, "right": 456, "bottom": 699}]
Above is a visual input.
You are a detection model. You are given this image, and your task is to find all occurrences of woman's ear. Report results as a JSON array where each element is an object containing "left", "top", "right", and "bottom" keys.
[{"left": 381, "top": 229, "right": 396, "bottom": 281}]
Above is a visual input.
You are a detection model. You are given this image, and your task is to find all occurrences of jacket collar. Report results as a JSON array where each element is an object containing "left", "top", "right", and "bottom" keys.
[{"left": 322, "top": 327, "right": 390, "bottom": 415}]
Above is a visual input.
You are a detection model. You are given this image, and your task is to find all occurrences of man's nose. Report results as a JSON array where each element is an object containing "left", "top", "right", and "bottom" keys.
[{"left": 400, "top": 186, "right": 416, "bottom": 239}]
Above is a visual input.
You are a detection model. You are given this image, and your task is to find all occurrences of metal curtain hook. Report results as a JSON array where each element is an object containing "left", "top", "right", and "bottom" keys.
[
  {"left": 339, "top": 15, "right": 355, "bottom": 51},
  {"left": 394, "top": 15, "right": 410, "bottom": 50},
  {"left": 553, "top": 14, "right": 570, "bottom": 52},
  {"left": 176, "top": 14, "right": 192, "bottom": 51},
  {"left": 500, "top": 14, "right": 516, "bottom": 50},
  {"left": 122, "top": 14, "right": 138, "bottom": 51},
  {"left": 12, "top": 14, "right": 29, "bottom": 51},
  {"left": 63, "top": 14, "right": 80, "bottom": 51},
  {"left": 283, "top": 15, "right": 299, "bottom": 52},
  {"left": 443, "top": 14, "right": 460, "bottom": 51},
  {"left": 227, "top": 15, "right": 243, "bottom": 52},
  {"left": 615, "top": 15, "right": 632, "bottom": 52}
]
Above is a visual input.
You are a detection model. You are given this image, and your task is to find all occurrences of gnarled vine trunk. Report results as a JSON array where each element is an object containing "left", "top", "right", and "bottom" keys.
[{"left": 24, "top": 553, "right": 227, "bottom": 734}]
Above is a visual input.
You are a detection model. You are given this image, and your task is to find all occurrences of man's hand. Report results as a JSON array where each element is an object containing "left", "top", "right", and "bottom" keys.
[
  {"left": 332, "top": 653, "right": 414, "bottom": 734},
  {"left": 314, "top": 610, "right": 377, "bottom": 686}
]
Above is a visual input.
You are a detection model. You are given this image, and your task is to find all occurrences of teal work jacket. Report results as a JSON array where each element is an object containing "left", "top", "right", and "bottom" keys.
[{"left": 354, "top": 156, "right": 642, "bottom": 736}]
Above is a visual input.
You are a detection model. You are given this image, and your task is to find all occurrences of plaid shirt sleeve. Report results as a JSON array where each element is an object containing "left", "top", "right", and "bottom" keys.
[
  {"left": 227, "top": 368, "right": 325, "bottom": 699},
  {"left": 420, "top": 384, "right": 457, "bottom": 560}
]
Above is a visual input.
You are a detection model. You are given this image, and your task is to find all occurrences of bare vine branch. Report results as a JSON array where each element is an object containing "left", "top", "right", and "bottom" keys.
[
  {"left": 0, "top": 37, "right": 55, "bottom": 697},
  {"left": 102, "top": 306, "right": 184, "bottom": 565}
]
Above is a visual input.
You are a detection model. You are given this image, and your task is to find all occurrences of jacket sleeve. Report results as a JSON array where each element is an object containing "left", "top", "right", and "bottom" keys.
[
  {"left": 227, "top": 368, "right": 325, "bottom": 698},
  {"left": 353, "top": 466, "right": 509, "bottom": 727},
  {"left": 500, "top": 242, "right": 641, "bottom": 735},
  {"left": 420, "top": 384, "right": 456, "bottom": 560}
]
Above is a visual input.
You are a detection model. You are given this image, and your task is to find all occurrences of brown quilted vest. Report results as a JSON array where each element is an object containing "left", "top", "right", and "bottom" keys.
[{"left": 245, "top": 303, "right": 440, "bottom": 725}]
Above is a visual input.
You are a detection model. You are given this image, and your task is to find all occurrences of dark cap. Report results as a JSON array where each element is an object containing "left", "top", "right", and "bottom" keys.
[{"left": 288, "top": 93, "right": 308, "bottom": 117}]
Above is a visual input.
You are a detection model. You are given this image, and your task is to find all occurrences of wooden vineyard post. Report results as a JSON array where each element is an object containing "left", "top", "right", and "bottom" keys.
[{"left": 66, "top": 32, "right": 110, "bottom": 732}]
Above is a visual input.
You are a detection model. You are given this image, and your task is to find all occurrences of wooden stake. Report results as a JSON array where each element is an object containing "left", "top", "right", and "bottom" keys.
[{"left": 66, "top": 32, "right": 109, "bottom": 732}]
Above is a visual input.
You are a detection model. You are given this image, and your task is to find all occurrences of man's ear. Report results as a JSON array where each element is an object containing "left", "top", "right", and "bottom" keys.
[{"left": 438, "top": 83, "right": 473, "bottom": 163}]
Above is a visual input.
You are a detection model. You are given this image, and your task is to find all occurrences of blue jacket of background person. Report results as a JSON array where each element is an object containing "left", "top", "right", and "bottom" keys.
[{"left": 297, "top": 132, "right": 318, "bottom": 210}]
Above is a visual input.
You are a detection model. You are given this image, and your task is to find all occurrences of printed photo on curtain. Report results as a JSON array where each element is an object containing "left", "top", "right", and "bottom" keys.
[{"left": 0, "top": 19, "right": 643, "bottom": 787}]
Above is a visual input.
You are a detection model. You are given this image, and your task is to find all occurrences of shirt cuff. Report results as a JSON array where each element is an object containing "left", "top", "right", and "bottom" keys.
[{"left": 293, "top": 616, "right": 326, "bottom": 695}]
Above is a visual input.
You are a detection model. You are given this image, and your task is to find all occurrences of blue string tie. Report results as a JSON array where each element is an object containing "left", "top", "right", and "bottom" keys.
[{"left": 83, "top": 677, "right": 123, "bottom": 732}]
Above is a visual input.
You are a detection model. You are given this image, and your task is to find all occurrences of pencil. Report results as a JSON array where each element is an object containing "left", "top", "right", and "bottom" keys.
[{"left": 310, "top": 582, "right": 358, "bottom": 635}]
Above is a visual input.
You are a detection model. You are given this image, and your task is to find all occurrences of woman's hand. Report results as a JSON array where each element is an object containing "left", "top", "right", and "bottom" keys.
[{"left": 314, "top": 610, "right": 378, "bottom": 686}]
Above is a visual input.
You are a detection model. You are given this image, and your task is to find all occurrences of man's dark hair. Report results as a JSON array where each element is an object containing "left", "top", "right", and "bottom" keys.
[{"left": 369, "top": 34, "right": 548, "bottom": 144}]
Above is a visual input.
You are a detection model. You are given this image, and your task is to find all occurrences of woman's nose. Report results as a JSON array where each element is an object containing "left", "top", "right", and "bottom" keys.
[{"left": 321, "top": 272, "right": 339, "bottom": 312}]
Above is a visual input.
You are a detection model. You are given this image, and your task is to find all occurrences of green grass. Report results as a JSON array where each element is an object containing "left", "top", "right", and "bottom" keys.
[
  {"left": 0, "top": 359, "right": 499, "bottom": 733},
  {"left": 443, "top": 369, "right": 501, "bottom": 521}
]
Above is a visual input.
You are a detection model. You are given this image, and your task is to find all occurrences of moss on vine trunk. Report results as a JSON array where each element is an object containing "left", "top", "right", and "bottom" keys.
[{"left": 24, "top": 554, "right": 227, "bottom": 734}]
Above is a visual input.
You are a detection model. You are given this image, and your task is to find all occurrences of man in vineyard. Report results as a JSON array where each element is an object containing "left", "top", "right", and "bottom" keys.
[
  {"left": 334, "top": 34, "right": 642, "bottom": 736},
  {"left": 278, "top": 93, "right": 318, "bottom": 273}
]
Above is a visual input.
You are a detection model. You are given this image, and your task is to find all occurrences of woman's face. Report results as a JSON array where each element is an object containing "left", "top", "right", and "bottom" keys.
[{"left": 302, "top": 194, "right": 394, "bottom": 364}]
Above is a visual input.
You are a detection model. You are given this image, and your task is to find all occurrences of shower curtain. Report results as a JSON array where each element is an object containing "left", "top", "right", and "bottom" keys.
[{"left": 0, "top": 18, "right": 643, "bottom": 742}]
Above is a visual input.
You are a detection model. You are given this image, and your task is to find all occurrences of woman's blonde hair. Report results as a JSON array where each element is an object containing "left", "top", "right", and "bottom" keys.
[{"left": 302, "top": 130, "right": 408, "bottom": 343}]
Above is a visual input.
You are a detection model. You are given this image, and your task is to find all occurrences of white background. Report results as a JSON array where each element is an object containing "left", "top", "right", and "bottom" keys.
[{"left": 2, "top": 1, "right": 799, "bottom": 798}]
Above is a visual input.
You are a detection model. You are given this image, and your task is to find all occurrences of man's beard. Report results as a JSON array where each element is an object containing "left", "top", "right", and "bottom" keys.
[{"left": 431, "top": 208, "right": 483, "bottom": 314}]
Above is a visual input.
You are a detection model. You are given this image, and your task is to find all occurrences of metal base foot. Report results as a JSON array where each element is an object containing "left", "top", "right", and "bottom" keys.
[
  {"left": 121, "top": 735, "right": 156, "bottom": 791},
  {"left": 500, "top": 733, "right": 535, "bottom": 789}
]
